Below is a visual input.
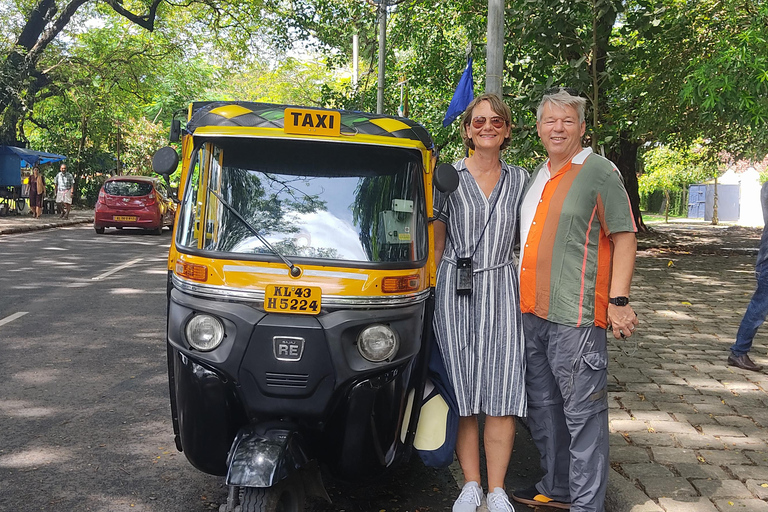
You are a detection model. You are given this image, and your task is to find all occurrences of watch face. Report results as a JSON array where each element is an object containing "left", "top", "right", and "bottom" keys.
[{"left": 611, "top": 297, "right": 629, "bottom": 306}]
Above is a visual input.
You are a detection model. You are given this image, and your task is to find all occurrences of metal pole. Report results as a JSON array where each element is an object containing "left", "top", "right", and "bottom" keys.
[
  {"left": 377, "top": 0, "right": 387, "bottom": 114},
  {"left": 485, "top": 0, "right": 504, "bottom": 96}
]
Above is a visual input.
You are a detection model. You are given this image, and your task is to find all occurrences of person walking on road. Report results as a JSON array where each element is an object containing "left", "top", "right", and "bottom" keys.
[
  {"left": 728, "top": 181, "right": 768, "bottom": 372},
  {"left": 29, "top": 166, "right": 45, "bottom": 218},
  {"left": 433, "top": 93, "right": 528, "bottom": 512},
  {"left": 512, "top": 87, "right": 638, "bottom": 512},
  {"left": 54, "top": 163, "right": 74, "bottom": 219}
]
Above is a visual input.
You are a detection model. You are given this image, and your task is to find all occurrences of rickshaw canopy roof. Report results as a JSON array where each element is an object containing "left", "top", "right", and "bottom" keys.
[
  {"left": 0, "top": 146, "right": 67, "bottom": 166},
  {"left": 186, "top": 102, "right": 434, "bottom": 151}
]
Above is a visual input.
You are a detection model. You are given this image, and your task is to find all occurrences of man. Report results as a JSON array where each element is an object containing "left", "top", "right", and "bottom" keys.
[
  {"left": 728, "top": 181, "right": 768, "bottom": 372},
  {"left": 511, "top": 88, "right": 638, "bottom": 512},
  {"left": 54, "top": 163, "right": 74, "bottom": 219}
]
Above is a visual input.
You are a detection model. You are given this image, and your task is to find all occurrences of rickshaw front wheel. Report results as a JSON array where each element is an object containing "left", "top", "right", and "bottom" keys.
[{"left": 237, "top": 479, "right": 305, "bottom": 512}]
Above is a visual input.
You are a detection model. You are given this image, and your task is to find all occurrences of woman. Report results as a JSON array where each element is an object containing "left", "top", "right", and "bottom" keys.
[
  {"left": 29, "top": 166, "right": 45, "bottom": 218},
  {"left": 433, "top": 93, "right": 528, "bottom": 512}
]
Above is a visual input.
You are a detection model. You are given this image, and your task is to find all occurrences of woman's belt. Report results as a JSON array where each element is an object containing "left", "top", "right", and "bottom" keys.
[{"left": 443, "top": 256, "right": 517, "bottom": 273}]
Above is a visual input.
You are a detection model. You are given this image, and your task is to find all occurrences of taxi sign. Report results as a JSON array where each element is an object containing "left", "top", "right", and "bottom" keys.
[
  {"left": 264, "top": 284, "right": 321, "bottom": 315},
  {"left": 284, "top": 108, "right": 341, "bottom": 136}
]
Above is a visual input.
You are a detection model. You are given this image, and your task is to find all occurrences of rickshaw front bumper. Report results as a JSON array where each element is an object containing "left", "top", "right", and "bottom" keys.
[{"left": 167, "top": 287, "right": 427, "bottom": 478}]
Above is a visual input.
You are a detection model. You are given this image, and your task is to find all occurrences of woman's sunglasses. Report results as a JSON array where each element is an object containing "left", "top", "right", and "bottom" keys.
[{"left": 471, "top": 116, "right": 506, "bottom": 129}]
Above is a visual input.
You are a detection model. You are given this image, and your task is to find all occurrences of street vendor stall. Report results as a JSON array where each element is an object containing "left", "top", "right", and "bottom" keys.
[{"left": 0, "top": 146, "right": 67, "bottom": 215}]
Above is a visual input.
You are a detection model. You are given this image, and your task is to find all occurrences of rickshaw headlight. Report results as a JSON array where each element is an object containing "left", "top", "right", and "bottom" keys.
[
  {"left": 357, "top": 324, "right": 398, "bottom": 362},
  {"left": 185, "top": 314, "right": 225, "bottom": 351}
]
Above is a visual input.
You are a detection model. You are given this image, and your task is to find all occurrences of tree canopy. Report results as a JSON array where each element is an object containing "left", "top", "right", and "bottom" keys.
[{"left": 3, "top": 0, "right": 766, "bottom": 219}]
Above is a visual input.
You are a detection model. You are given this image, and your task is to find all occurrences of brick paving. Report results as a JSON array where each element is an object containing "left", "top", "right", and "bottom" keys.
[{"left": 606, "top": 223, "right": 768, "bottom": 512}]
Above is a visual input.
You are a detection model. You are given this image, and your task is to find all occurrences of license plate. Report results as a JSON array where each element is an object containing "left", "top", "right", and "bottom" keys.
[
  {"left": 113, "top": 215, "right": 137, "bottom": 221},
  {"left": 264, "top": 285, "right": 321, "bottom": 315}
]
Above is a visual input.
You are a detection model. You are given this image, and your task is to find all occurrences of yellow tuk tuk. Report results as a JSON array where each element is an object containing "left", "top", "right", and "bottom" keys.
[{"left": 152, "top": 101, "right": 457, "bottom": 512}]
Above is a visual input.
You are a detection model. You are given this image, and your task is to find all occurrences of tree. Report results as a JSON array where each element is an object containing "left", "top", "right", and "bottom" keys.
[{"left": 638, "top": 142, "right": 718, "bottom": 222}]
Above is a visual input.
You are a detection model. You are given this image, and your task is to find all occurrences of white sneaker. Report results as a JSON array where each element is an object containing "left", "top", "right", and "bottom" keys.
[
  {"left": 453, "top": 481, "right": 482, "bottom": 512},
  {"left": 487, "top": 487, "right": 515, "bottom": 512}
]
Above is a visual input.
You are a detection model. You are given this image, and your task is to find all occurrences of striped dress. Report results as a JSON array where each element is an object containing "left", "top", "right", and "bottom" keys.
[{"left": 433, "top": 159, "right": 528, "bottom": 418}]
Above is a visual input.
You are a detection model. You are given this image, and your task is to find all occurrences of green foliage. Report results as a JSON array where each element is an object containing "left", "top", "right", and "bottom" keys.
[{"left": 638, "top": 142, "right": 718, "bottom": 194}]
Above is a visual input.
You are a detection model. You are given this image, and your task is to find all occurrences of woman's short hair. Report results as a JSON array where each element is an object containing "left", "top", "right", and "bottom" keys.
[
  {"left": 460, "top": 93, "right": 513, "bottom": 151},
  {"left": 537, "top": 87, "right": 586, "bottom": 124}
]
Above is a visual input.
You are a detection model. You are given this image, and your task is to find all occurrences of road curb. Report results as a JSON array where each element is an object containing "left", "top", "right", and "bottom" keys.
[{"left": 0, "top": 217, "right": 93, "bottom": 235}]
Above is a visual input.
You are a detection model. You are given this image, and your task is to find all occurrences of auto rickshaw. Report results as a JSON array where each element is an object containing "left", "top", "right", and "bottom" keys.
[{"left": 151, "top": 101, "right": 458, "bottom": 512}]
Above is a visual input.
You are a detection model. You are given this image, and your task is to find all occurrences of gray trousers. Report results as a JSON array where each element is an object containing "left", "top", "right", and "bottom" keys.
[{"left": 523, "top": 313, "right": 609, "bottom": 512}]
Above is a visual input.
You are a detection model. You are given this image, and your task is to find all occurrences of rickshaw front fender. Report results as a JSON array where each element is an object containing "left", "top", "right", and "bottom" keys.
[{"left": 225, "top": 424, "right": 309, "bottom": 488}]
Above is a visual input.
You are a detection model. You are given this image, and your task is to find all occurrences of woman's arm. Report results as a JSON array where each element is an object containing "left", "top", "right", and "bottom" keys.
[{"left": 434, "top": 220, "right": 447, "bottom": 266}]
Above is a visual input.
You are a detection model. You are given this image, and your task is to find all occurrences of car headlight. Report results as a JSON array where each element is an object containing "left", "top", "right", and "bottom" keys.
[
  {"left": 357, "top": 324, "right": 398, "bottom": 362},
  {"left": 185, "top": 314, "right": 224, "bottom": 351}
]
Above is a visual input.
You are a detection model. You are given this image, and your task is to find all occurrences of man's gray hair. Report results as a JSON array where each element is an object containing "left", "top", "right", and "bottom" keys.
[{"left": 537, "top": 88, "right": 587, "bottom": 124}]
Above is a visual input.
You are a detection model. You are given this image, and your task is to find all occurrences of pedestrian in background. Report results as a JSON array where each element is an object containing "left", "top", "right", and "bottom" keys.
[
  {"left": 513, "top": 87, "right": 638, "bottom": 512},
  {"left": 433, "top": 93, "right": 529, "bottom": 512},
  {"left": 29, "top": 166, "right": 45, "bottom": 218},
  {"left": 728, "top": 181, "right": 768, "bottom": 372},
  {"left": 54, "top": 163, "right": 74, "bottom": 219}
]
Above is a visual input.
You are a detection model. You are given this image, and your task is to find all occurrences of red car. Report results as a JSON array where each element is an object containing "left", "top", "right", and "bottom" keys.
[{"left": 94, "top": 176, "right": 176, "bottom": 235}]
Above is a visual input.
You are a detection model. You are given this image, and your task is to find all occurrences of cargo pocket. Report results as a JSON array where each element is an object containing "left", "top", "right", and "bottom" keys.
[{"left": 566, "top": 351, "right": 609, "bottom": 415}]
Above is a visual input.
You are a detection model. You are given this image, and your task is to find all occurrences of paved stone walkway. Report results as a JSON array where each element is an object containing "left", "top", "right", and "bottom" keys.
[{"left": 606, "top": 224, "right": 768, "bottom": 512}]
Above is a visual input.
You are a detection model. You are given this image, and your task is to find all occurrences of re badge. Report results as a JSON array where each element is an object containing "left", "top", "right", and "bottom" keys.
[{"left": 284, "top": 108, "right": 341, "bottom": 136}]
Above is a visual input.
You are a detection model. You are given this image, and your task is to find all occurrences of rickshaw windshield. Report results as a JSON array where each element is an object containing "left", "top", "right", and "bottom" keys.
[{"left": 176, "top": 137, "right": 428, "bottom": 264}]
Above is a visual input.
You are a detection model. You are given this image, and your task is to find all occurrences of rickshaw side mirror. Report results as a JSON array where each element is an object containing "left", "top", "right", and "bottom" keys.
[
  {"left": 152, "top": 147, "right": 180, "bottom": 203},
  {"left": 433, "top": 163, "right": 459, "bottom": 194},
  {"left": 169, "top": 119, "right": 181, "bottom": 142}
]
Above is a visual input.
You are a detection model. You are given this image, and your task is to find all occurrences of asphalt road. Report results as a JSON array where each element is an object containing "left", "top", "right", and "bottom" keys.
[{"left": 0, "top": 224, "right": 540, "bottom": 512}]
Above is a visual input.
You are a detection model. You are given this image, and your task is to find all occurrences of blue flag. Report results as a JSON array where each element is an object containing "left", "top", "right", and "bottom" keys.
[{"left": 442, "top": 57, "right": 474, "bottom": 127}]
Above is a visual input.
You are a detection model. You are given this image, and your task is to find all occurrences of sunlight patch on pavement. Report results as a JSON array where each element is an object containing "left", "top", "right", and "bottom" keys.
[
  {"left": 0, "top": 446, "right": 72, "bottom": 468},
  {"left": 109, "top": 288, "right": 165, "bottom": 295},
  {"left": 656, "top": 310, "right": 696, "bottom": 321},
  {"left": 13, "top": 369, "right": 60, "bottom": 385},
  {"left": 0, "top": 399, "right": 60, "bottom": 419}
]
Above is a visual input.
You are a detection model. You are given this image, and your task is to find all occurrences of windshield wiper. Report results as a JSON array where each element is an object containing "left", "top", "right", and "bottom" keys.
[{"left": 208, "top": 189, "right": 302, "bottom": 277}]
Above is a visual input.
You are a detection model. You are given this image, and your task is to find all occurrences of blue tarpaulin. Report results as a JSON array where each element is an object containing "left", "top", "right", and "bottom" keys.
[
  {"left": 1, "top": 146, "right": 66, "bottom": 166},
  {"left": 0, "top": 146, "right": 67, "bottom": 187}
]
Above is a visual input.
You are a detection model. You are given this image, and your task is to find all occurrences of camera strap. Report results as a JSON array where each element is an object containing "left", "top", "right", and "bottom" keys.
[{"left": 446, "top": 168, "right": 506, "bottom": 262}]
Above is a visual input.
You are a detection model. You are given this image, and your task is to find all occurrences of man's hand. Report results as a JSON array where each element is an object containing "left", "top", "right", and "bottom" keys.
[{"left": 608, "top": 304, "right": 638, "bottom": 340}]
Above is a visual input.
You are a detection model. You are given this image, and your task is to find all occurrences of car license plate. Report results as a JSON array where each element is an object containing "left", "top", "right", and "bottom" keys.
[
  {"left": 113, "top": 215, "right": 137, "bottom": 221},
  {"left": 264, "top": 285, "right": 321, "bottom": 315}
]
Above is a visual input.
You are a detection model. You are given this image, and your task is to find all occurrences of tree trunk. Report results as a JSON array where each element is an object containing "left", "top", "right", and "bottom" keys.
[{"left": 607, "top": 134, "right": 647, "bottom": 232}]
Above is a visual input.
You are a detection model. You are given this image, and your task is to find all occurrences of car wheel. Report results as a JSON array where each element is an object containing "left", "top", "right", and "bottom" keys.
[
  {"left": 152, "top": 226, "right": 163, "bottom": 236},
  {"left": 94, "top": 226, "right": 105, "bottom": 234}
]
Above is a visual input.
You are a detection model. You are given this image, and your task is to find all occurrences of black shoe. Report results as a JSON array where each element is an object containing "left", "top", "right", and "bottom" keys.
[
  {"left": 512, "top": 485, "right": 570, "bottom": 509},
  {"left": 728, "top": 353, "right": 762, "bottom": 372}
]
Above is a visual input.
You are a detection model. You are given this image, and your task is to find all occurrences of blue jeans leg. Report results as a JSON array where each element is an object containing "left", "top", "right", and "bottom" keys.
[{"left": 732, "top": 271, "right": 768, "bottom": 356}]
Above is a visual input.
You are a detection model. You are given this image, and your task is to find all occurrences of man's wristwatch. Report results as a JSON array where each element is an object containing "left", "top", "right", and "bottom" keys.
[{"left": 609, "top": 296, "right": 630, "bottom": 306}]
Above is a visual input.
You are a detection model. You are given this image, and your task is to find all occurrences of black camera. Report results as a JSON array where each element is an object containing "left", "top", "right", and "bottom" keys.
[{"left": 456, "top": 257, "right": 473, "bottom": 295}]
